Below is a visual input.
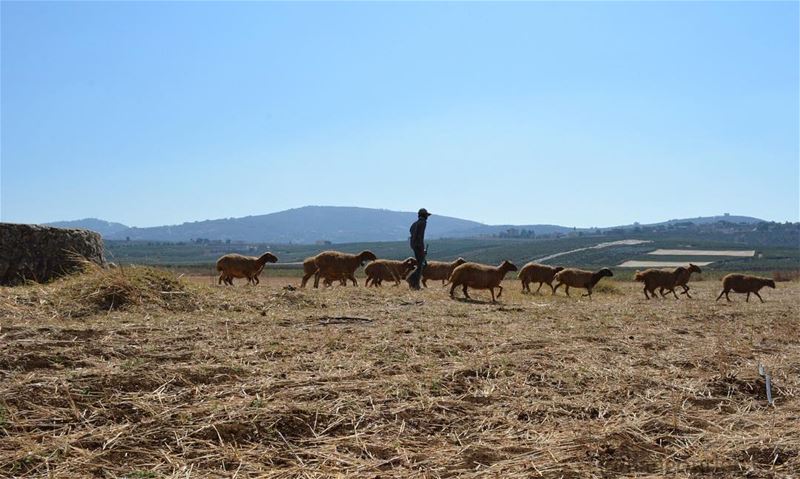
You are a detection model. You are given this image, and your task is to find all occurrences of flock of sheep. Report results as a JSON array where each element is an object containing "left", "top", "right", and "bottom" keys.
[{"left": 215, "top": 250, "right": 777, "bottom": 303}]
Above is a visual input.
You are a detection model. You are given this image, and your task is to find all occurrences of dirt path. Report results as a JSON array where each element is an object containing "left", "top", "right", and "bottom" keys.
[{"left": 534, "top": 239, "right": 652, "bottom": 263}]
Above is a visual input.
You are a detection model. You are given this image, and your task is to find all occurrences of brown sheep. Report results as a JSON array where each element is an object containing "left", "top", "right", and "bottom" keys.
[
  {"left": 321, "top": 272, "right": 349, "bottom": 287},
  {"left": 300, "top": 256, "right": 346, "bottom": 287},
  {"left": 301, "top": 250, "right": 377, "bottom": 288},
  {"left": 365, "top": 258, "right": 417, "bottom": 287},
  {"left": 422, "top": 258, "right": 466, "bottom": 287},
  {"left": 447, "top": 260, "right": 518, "bottom": 303},
  {"left": 634, "top": 267, "right": 686, "bottom": 299},
  {"left": 672, "top": 263, "right": 702, "bottom": 298},
  {"left": 716, "top": 274, "right": 776, "bottom": 303},
  {"left": 216, "top": 252, "right": 278, "bottom": 286},
  {"left": 552, "top": 268, "right": 613, "bottom": 298},
  {"left": 517, "top": 263, "right": 564, "bottom": 293}
]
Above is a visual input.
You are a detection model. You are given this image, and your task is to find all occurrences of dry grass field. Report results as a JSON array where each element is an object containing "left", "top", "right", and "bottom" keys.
[{"left": 1, "top": 267, "right": 799, "bottom": 478}]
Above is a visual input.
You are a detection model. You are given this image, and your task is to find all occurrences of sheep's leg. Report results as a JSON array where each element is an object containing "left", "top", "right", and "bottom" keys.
[
  {"left": 564, "top": 285, "right": 570, "bottom": 297},
  {"left": 754, "top": 291, "right": 765, "bottom": 303},
  {"left": 462, "top": 284, "right": 470, "bottom": 299},
  {"left": 581, "top": 288, "right": 592, "bottom": 299},
  {"left": 716, "top": 290, "right": 725, "bottom": 301},
  {"left": 489, "top": 288, "right": 496, "bottom": 303},
  {"left": 669, "top": 288, "right": 678, "bottom": 299},
  {"left": 253, "top": 275, "right": 260, "bottom": 286},
  {"left": 313, "top": 272, "right": 321, "bottom": 288},
  {"left": 422, "top": 278, "right": 428, "bottom": 288},
  {"left": 536, "top": 282, "right": 544, "bottom": 293},
  {"left": 218, "top": 274, "right": 225, "bottom": 285},
  {"left": 497, "top": 285, "right": 503, "bottom": 298},
  {"left": 449, "top": 282, "right": 458, "bottom": 298},
  {"left": 548, "top": 282, "right": 556, "bottom": 293},
  {"left": 552, "top": 282, "right": 562, "bottom": 295},
  {"left": 643, "top": 286, "right": 650, "bottom": 299},
  {"left": 348, "top": 273, "right": 358, "bottom": 286},
  {"left": 301, "top": 271, "right": 315, "bottom": 288},
  {"left": 746, "top": 292, "right": 750, "bottom": 302},
  {"left": 658, "top": 287, "right": 667, "bottom": 298},
  {"left": 725, "top": 291, "right": 731, "bottom": 301}
]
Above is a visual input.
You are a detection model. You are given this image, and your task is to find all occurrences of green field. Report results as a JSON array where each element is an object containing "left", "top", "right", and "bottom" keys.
[{"left": 106, "top": 232, "right": 800, "bottom": 276}]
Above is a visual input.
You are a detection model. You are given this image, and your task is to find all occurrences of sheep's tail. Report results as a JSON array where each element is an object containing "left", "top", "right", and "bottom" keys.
[{"left": 634, "top": 270, "right": 644, "bottom": 281}]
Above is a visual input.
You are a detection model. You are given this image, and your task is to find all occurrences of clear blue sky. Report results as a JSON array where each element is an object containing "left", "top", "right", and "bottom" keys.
[{"left": 2, "top": 1, "right": 798, "bottom": 228}]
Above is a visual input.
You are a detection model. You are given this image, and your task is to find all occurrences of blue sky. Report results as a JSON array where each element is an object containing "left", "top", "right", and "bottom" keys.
[{"left": 2, "top": 1, "right": 798, "bottom": 228}]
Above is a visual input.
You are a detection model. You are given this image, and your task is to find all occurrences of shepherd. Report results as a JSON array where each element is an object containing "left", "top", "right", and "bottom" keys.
[{"left": 406, "top": 208, "right": 431, "bottom": 290}]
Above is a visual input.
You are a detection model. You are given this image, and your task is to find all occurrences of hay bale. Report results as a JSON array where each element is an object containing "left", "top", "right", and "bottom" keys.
[{"left": 0, "top": 223, "right": 105, "bottom": 285}]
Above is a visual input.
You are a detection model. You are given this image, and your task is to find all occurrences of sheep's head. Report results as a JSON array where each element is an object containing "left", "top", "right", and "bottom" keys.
[
  {"left": 259, "top": 252, "right": 279, "bottom": 263},
  {"left": 400, "top": 258, "right": 418, "bottom": 276},
  {"left": 688, "top": 263, "right": 702, "bottom": 274},
  {"left": 358, "top": 250, "right": 378, "bottom": 265},
  {"left": 765, "top": 279, "right": 776, "bottom": 289},
  {"left": 598, "top": 268, "right": 614, "bottom": 278},
  {"left": 554, "top": 266, "right": 565, "bottom": 273},
  {"left": 500, "top": 260, "right": 518, "bottom": 272},
  {"left": 454, "top": 258, "right": 467, "bottom": 267}
]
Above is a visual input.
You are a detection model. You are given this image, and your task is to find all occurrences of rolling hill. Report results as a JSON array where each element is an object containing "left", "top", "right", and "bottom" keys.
[{"left": 44, "top": 207, "right": 766, "bottom": 244}]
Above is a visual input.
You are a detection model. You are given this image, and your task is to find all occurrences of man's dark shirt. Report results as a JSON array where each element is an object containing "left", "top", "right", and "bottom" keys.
[{"left": 409, "top": 217, "right": 427, "bottom": 252}]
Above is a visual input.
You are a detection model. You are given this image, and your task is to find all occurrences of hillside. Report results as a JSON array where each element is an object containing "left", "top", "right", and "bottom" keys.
[
  {"left": 43, "top": 207, "right": 768, "bottom": 244},
  {"left": 103, "top": 207, "right": 484, "bottom": 243},
  {"left": 44, "top": 218, "right": 130, "bottom": 237}
]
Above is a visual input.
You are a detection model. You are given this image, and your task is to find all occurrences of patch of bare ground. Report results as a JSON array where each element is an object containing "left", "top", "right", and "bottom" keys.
[{"left": 1, "top": 270, "right": 798, "bottom": 477}]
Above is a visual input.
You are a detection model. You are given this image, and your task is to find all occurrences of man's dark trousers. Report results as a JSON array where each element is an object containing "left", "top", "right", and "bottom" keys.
[{"left": 408, "top": 247, "right": 426, "bottom": 288}]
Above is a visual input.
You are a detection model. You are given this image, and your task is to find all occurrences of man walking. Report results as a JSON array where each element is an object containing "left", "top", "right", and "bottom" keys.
[{"left": 406, "top": 208, "right": 431, "bottom": 290}]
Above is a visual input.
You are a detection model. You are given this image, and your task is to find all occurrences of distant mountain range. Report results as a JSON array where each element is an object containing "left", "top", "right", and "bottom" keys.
[
  {"left": 45, "top": 218, "right": 131, "bottom": 237},
  {"left": 42, "top": 206, "right": 766, "bottom": 244}
]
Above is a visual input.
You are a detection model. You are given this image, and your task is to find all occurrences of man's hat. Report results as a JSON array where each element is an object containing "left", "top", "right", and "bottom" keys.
[{"left": 418, "top": 208, "right": 431, "bottom": 218}]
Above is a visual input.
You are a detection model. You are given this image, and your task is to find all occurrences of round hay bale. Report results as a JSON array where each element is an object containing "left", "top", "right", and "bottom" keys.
[{"left": 0, "top": 223, "right": 106, "bottom": 285}]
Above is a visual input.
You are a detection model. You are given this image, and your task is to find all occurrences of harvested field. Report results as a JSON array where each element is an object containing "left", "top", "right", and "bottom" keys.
[
  {"left": 1, "top": 268, "right": 799, "bottom": 477},
  {"left": 649, "top": 249, "right": 756, "bottom": 257},
  {"left": 618, "top": 260, "right": 714, "bottom": 268}
]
